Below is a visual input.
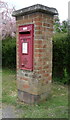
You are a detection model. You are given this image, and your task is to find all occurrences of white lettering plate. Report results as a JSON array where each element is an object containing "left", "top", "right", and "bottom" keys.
[{"left": 22, "top": 43, "right": 28, "bottom": 54}]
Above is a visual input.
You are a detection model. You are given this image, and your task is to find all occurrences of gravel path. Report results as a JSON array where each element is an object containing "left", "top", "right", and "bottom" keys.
[{"left": 2, "top": 104, "right": 23, "bottom": 118}]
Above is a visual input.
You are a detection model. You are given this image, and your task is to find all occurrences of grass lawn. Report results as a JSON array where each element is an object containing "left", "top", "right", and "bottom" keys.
[{"left": 2, "top": 68, "right": 68, "bottom": 118}]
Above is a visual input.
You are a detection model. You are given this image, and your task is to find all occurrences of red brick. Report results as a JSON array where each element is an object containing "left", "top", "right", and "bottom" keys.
[
  {"left": 33, "top": 17, "right": 40, "bottom": 21},
  {"left": 35, "top": 31, "right": 42, "bottom": 34},
  {"left": 43, "top": 45, "right": 47, "bottom": 48},
  {"left": 48, "top": 76, "right": 52, "bottom": 80},
  {"left": 35, "top": 41, "right": 43, "bottom": 44},
  {"left": 49, "top": 28, "right": 53, "bottom": 31},
  {"left": 35, "top": 22, "right": 42, "bottom": 26},
  {"left": 23, "top": 15, "right": 29, "bottom": 19},
  {"left": 19, "top": 77, "right": 29, "bottom": 81},
  {"left": 44, "top": 73, "right": 49, "bottom": 77},
  {"left": 34, "top": 53, "right": 43, "bottom": 57},
  {"left": 23, "top": 84, "right": 30, "bottom": 88},
  {"left": 49, "top": 20, "right": 53, "bottom": 24},
  {"left": 43, "top": 23, "right": 47, "bottom": 26},
  {"left": 35, "top": 49, "right": 44, "bottom": 52},
  {"left": 28, "top": 13, "right": 38, "bottom": 18},
  {"left": 35, "top": 44, "right": 43, "bottom": 48}
]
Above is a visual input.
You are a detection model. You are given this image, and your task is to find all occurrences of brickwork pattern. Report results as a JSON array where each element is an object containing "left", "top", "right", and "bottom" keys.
[{"left": 16, "top": 12, "right": 53, "bottom": 103}]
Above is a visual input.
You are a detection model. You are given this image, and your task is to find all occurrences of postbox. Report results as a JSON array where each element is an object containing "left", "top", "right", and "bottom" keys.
[
  {"left": 19, "top": 24, "right": 34, "bottom": 71},
  {"left": 13, "top": 4, "right": 58, "bottom": 104}
]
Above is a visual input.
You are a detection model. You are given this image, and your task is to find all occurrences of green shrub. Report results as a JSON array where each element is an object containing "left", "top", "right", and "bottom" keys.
[
  {"left": 66, "top": 34, "right": 70, "bottom": 76},
  {"left": 2, "top": 37, "right": 16, "bottom": 69},
  {"left": 53, "top": 33, "right": 70, "bottom": 84}
]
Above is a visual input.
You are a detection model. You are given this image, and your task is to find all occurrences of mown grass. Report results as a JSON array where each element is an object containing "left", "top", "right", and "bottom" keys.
[
  {"left": 2, "top": 68, "right": 17, "bottom": 105},
  {"left": 2, "top": 68, "right": 68, "bottom": 118}
]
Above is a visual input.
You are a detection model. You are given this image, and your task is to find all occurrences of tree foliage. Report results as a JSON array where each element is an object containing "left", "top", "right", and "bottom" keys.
[
  {"left": 54, "top": 16, "right": 68, "bottom": 33},
  {"left": 0, "top": 0, "right": 16, "bottom": 39}
]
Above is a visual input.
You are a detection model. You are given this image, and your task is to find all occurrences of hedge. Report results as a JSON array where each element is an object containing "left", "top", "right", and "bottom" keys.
[
  {"left": 53, "top": 33, "right": 70, "bottom": 84},
  {"left": 2, "top": 37, "right": 16, "bottom": 69}
]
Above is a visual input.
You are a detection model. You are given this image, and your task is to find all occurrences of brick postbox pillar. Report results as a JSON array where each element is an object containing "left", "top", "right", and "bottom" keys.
[{"left": 13, "top": 4, "right": 58, "bottom": 104}]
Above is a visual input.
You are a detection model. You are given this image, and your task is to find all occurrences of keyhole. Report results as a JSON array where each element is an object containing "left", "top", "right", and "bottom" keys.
[
  {"left": 23, "top": 38, "right": 26, "bottom": 41},
  {"left": 22, "top": 63, "right": 25, "bottom": 66}
]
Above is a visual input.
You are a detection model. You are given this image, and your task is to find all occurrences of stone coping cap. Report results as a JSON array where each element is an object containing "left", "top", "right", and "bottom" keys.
[{"left": 12, "top": 4, "right": 58, "bottom": 17}]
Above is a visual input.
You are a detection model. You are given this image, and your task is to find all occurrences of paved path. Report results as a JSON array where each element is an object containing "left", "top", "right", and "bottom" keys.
[
  {"left": 2, "top": 104, "right": 23, "bottom": 118},
  {"left": 0, "top": 109, "right": 2, "bottom": 119}
]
